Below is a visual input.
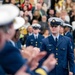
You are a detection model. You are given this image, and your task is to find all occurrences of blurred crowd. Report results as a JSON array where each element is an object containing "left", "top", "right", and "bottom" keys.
[
  {"left": 0, "top": 0, "right": 75, "bottom": 75},
  {"left": 1, "top": 0, "right": 75, "bottom": 50},
  {"left": 2, "top": 0, "right": 75, "bottom": 46}
]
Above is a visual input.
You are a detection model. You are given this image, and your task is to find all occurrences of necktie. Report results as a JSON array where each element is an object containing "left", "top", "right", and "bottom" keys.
[{"left": 55, "top": 38, "right": 57, "bottom": 45}]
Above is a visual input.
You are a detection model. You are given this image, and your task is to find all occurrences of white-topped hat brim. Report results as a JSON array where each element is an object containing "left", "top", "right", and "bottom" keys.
[
  {"left": 32, "top": 24, "right": 41, "bottom": 28},
  {"left": 13, "top": 17, "right": 25, "bottom": 30},
  {"left": 48, "top": 17, "right": 64, "bottom": 25},
  {"left": 0, "top": 4, "right": 19, "bottom": 26},
  {"left": 63, "top": 23, "right": 72, "bottom": 28}
]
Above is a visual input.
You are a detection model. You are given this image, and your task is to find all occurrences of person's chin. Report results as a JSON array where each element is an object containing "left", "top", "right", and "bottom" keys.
[{"left": 52, "top": 31, "right": 57, "bottom": 34}]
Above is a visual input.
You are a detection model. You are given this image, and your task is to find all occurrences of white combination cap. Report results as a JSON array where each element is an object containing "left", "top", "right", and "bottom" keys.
[
  {"left": 63, "top": 23, "right": 72, "bottom": 28},
  {"left": 48, "top": 17, "right": 64, "bottom": 26},
  {"left": 0, "top": 4, "right": 19, "bottom": 26},
  {"left": 13, "top": 17, "right": 25, "bottom": 30},
  {"left": 32, "top": 24, "right": 41, "bottom": 29}
]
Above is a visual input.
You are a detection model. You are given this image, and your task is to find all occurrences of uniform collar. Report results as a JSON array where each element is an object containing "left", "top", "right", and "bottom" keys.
[
  {"left": 34, "top": 33, "right": 39, "bottom": 39},
  {"left": 9, "top": 40, "right": 15, "bottom": 47},
  {"left": 52, "top": 34, "right": 59, "bottom": 41},
  {"left": 28, "top": 33, "right": 33, "bottom": 36}
]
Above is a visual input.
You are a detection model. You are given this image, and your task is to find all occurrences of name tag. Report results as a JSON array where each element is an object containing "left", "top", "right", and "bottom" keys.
[
  {"left": 31, "top": 39, "right": 34, "bottom": 41},
  {"left": 61, "top": 48, "right": 66, "bottom": 50},
  {"left": 48, "top": 44, "right": 52, "bottom": 46}
]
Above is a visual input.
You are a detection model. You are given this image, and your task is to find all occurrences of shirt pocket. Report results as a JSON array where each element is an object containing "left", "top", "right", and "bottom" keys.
[
  {"left": 60, "top": 47, "right": 67, "bottom": 56},
  {"left": 30, "top": 39, "right": 34, "bottom": 45},
  {"left": 40, "top": 42, "right": 42, "bottom": 45},
  {"left": 60, "top": 48, "right": 66, "bottom": 51},
  {"left": 46, "top": 44, "right": 54, "bottom": 53}
]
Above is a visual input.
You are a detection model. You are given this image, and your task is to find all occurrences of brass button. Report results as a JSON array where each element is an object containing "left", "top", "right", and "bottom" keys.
[
  {"left": 56, "top": 63, "right": 58, "bottom": 65},
  {"left": 36, "top": 42, "right": 37, "bottom": 43},
  {"left": 56, "top": 53, "right": 58, "bottom": 55},
  {"left": 56, "top": 48, "right": 58, "bottom": 50},
  {"left": 56, "top": 58, "right": 58, "bottom": 61},
  {"left": 36, "top": 44, "right": 37, "bottom": 46},
  {"left": 49, "top": 49, "right": 51, "bottom": 51}
]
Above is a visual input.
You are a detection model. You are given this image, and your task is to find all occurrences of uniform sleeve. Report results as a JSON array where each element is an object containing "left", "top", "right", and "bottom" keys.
[
  {"left": 67, "top": 39, "right": 74, "bottom": 73},
  {"left": 40, "top": 39, "right": 46, "bottom": 51},
  {"left": 0, "top": 46, "right": 25, "bottom": 74},
  {"left": 26, "top": 36, "right": 30, "bottom": 47},
  {"left": 40, "top": 39, "right": 48, "bottom": 68},
  {"left": 68, "top": 34, "right": 74, "bottom": 49}
]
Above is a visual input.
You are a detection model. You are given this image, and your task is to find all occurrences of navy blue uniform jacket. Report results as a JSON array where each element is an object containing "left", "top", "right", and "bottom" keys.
[{"left": 40, "top": 35, "right": 74, "bottom": 75}]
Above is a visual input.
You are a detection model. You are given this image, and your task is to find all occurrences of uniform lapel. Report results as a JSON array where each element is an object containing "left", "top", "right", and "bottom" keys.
[
  {"left": 37, "top": 34, "right": 40, "bottom": 40},
  {"left": 33, "top": 34, "right": 36, "bottom": 40},
  {"left": 48, "top": 35, "right": 56, "bottom": 47},
  {"left": 57, "top": 35, "right": 63, "bottom": 47}
]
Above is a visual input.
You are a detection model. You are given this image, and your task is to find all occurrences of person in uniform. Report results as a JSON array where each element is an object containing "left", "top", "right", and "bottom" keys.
[
  {"left": 64, "top": 22, "right": 74, "bottom": 49},
  {"left": 26, "top": 24, "right": 44, "bottom": 48},
  {"left": 0, "top": 7, "right": 8, "bottom": 75},
  {"left": 40, "top": 17, "right": 74, "bottom": 75},
  {"left": 63, "top": 22, "right": 75, "bottom": 75},
  {"left": 0, "top": 4, "right": 57, "bottom": 75},
  {"left": 11, "top": 17, "right": 25, "bottom": 50},
  {"left": 59, "top": 20, "right": 64, "bottom": 35}
]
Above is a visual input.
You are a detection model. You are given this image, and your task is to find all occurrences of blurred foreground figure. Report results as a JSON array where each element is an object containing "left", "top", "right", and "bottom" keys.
[
  {"left": 26, "top": 24, "right": 44, "bottom": 48},
  {"left": 0, "top": 4, "right": 57, "bottom": 75},
  {"left": 11, "top": 17, "right": 25, "bottom": 50},
  {"left": 20, "top": 26, "right": 33, "bottom": 46}
]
